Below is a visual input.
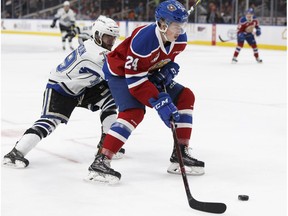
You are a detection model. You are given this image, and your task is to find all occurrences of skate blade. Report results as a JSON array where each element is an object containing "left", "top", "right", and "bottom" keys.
[
  {"left": 2, "top": 158, "right": 27, "bottom": 169},
  {"left": 84, "top": 171, "right": 120, "bottom": 185},
  {"left": 167, "top": 163, "right": 205, "bottom": 176}
]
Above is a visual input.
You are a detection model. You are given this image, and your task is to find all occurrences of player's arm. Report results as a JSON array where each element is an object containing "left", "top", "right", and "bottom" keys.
[
  {"left": 50, "top": 10, "right": 61, "bottom": 28},
  {"left": 254, "top": 19, "right": 261, "bottom": 36},
  {"left": 69, "top": 10, "right": 76, "bottom": 28}
]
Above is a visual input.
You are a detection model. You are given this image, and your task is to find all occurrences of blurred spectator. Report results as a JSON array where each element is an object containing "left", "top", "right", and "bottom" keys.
[
  {"left": 206, "top": 1, "right": 224, "bottom": 23},
  {"left": 1, "top": 0, "right": 286, "bottom": 25}
]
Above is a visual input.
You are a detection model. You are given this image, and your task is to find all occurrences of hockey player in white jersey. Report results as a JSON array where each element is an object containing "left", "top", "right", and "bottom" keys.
[
  {"left": 66, "top": 23, "right": 93, "bottom": 45},
  {"left": 3, "top": 16, "right": 125, "bottom": 169},
  {"left": 50, "top": 1, "right": 76, "bottom": 50}
]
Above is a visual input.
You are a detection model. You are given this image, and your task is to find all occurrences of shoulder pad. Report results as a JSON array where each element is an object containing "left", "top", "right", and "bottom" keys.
[
  {"left": 239, "top": 17, "right": 247, "bottom": 23},
  {"left": 131, "top": 24, "right": 159, "bottom": 57},
  {"left": 175, "top": 33, "right": 187, "bottom": 43}
]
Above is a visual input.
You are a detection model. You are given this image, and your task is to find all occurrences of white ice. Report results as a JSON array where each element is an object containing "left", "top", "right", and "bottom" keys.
[{"left": 1, "top": 34, "right": 287, "bottom": 216}]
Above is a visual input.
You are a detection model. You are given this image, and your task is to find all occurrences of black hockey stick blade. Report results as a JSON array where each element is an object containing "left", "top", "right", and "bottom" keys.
[
  {"left": 218, "top": 35, "right": 231, "bottom": 42},
  {"left": 189, "top": 196, "right": 227, "bottom": 214}
]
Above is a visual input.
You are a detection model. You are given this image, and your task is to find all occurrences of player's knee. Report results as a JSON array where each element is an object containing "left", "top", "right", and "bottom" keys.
[
  {"left": 118, "top": 108, "right": 145, "bottom": 128},
  {"left": 237, "top": 42, "right": 244, "bottom": 47},
  {"left": 24, "top": 118, "right": 60, "bottom": 139},
  {"left": 177, "top": 88, "right": 195, "bottom": 110}
]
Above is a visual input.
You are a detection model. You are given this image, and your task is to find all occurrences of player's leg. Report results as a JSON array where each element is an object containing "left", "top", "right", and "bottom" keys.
[
  {"left": 67, "top": 33, "right": 74, "bottom": 50},
  {"left": 166, "top": 81, "right": 205, "bottom": 175},
  {"left": 247, "top": 36, "right": 263, "bottom": 63},
  {"left": 232, "top": 35, "right": 245, "bottom": 63},
  {"left": 79, "top": 81, "right": 125, "bottom": 159},
  {"left": 59, "top": 24, "right": 69, "bottom": 50},
  {"left": 3, "top": 88, "right": 78, "bottom": 168},
  {"left": 85, "top": 76, "right": 145, "bottom": 184}
]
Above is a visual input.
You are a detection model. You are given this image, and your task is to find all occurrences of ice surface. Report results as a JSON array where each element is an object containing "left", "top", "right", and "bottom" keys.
[{"left": 1, "top": 34, "right": 287, "bottom": 216}]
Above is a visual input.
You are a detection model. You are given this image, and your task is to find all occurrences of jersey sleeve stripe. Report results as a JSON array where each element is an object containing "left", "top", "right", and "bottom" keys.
[
  {"left": 127, "top": 77, "right": 148, "bottom": 89},
  {"left": 125, "top": 71, "right": 147, "bottom": 78}
]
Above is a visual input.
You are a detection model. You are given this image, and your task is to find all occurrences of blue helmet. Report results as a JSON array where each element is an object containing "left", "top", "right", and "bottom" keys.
[
  {"left": 245, "top": 8, "right": 254, "bottom": 15},
  {"left": 155, "top": 0, "right": 188, "bottom": 25}
]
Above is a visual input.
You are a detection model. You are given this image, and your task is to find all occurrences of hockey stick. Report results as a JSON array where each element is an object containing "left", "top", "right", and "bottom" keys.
[
  {"left": 170, "top": 121, "right": 227, "bottom": 214},
  {"left": 188, "top": 0, "right": 202, "bottom": 15},
  {"left": 219, "top": 32, "right": 257, "bottom": 42},
  {"left": 161, "top": 83, "right": 227, "bottom": 214},
  {"left": 218, "top": 35, "right": 235, "bottom": 42}
]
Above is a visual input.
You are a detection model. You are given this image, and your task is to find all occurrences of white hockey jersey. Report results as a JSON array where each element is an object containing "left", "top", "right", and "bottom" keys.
[
  {"left": 47, "top": 39, "right": 108, "bottom": 97},
  {"left": 54, "top": 8, "right": 76, "bottom": 27}
]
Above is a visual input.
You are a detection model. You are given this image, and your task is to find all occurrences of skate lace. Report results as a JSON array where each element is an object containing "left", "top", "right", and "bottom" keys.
[
  {"left": 184, "top": 147, "right": 197, "bottom": 161},
  {"left": 102, "top": 157, "right": 111, "bottom": 168}
]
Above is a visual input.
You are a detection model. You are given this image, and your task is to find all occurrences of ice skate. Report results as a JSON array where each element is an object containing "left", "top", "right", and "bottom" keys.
[
  {"left": 232, "top": 57, "right": 238, "bottom": 64},
  {"left": 85, "top": 154, "right": 121, "bottom": 184},
  {"left": 167, "top": 145, "right": 205, "bottom": 176},
  {"left": 256, "top": 58, "right": 263, "bottom": 63},
  {"left": 96, "top": 133, "right": 125, "bottom": 160},
  {"left": 2, "top": 147, "right": 29, "bottom": 168}
]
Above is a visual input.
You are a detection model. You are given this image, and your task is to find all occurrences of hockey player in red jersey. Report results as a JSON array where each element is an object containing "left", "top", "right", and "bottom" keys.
[
  {"left": 232, "top": 8, "right": 262, "bottom": 63},
  {"left": 86, "top": 0, "right": 205, "bottom": 184}
]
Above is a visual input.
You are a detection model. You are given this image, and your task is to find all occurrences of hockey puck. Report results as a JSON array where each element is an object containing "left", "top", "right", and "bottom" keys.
[{"left": 238, "top": 195, "right": 249, "bottom": 201}]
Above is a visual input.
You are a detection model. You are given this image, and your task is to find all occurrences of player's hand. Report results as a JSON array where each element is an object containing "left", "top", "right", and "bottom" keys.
[
  {"left": 256, "top": 28, "right": 261, "bottom": 36},
  {"left": 238, "top": 32, "right": 246, "bottom": 40},
  {"left": 149, "top": 62, "right": 179, "bottom": 86},
  {"left": 50, "top": 23, "right": 55, "bottom": 28},
  {"left": 149, "top": 92, "right": 180, "bottom": 128}
]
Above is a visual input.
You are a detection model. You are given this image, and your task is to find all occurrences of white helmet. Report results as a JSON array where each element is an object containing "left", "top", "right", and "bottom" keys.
[
  {"left": 91, "top": 15, "right": 120, "bottom": 46},
  {"left": 63, "top": 1, "right": 70, "bottom": 6}
]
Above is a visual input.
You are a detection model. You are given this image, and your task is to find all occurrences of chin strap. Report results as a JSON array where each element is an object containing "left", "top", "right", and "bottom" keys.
[{"left": 156, "top": 21, "right": 170, "bottom": 42}]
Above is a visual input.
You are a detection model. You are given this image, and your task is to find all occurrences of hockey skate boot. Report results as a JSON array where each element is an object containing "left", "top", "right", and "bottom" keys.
[
  {"left": 85, "top": 154, "right": 121, "bottom": 184},
  {"left": 2, "top": 147, "right": 29, "bottom": 168},
  {"left": 168, "top": 145, "right": 205, "bottom": 176},
  {"left": 96, "top": 133, "right": 125, "bottom": 160},
  {"left": 256, "top": 58, "right": 263, "bottom": 63},
  {"left": 232, "top": 57, "right": 238, "bottom": 64}
]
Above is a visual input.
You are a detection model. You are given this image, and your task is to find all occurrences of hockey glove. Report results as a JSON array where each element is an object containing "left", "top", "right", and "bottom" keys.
[
  {"left": 50, "top": 22, "right": 56, "bottom": 28},
  {"left": 149, "top": 62, "right": 179, "bottom": 86},
  {"left": 238, "top": 32, "right": 246, "bottom": 41},
  {"left": 149, "top": 92, "right": 180, "bottom": 128},
  {"left": 256, "top": 27, "right": 261, "bottom": 36}
]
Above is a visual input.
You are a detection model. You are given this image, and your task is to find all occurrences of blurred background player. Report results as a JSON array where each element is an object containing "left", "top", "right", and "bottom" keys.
[
  {"left": 85, "top": 0, "right": 205, "bottom": 184},
  {"left": 66, "top": 21, "right": 95, "bottom": 45},
  {"left": 232, "top": 8, "right": 262, "bottom": 63},
  {"left": 50, "top": 1, "right": 76, "bottom": 50},
  {"left": 2, "top": 16, "right": 125, "bottom": 168}
]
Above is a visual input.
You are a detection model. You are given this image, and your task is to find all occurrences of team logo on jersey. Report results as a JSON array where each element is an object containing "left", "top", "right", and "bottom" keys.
[
  {"left": 148, "top": 59, "right": 171, "bottom": 71},
  {"left": 173, "top": 51, "right": 182, "bottom": 54},
  {"left": 167, "top": 4, "right": 177, "bottom": 12},
  {"left": 151, "top": 52, "right": 160, "bottom": 63}
]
